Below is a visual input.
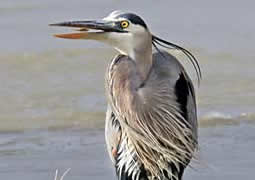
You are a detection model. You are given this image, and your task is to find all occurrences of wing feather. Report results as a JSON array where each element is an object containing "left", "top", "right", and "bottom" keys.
[{"left": 105, "top": 52, "right": 198, "bottom": 179}]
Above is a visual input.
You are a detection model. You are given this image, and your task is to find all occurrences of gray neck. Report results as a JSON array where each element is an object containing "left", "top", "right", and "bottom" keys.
[{"left": 130, "top": 36, "right": 152, "bottom": 82}]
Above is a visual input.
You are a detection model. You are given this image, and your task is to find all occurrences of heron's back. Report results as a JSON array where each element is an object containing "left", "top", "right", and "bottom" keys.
[{"left": 151, "top": 51, "right": 197, "bottom": 136}]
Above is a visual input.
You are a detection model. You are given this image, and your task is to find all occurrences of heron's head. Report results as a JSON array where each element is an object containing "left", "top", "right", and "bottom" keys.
[{"left": 50, "top": 11, "right": 151, "bottom": 55}]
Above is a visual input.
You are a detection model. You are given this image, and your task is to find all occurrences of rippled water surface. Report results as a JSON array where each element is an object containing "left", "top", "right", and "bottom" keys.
[{"left": 0, "top": 0, "right": 254, "bottom": 179}]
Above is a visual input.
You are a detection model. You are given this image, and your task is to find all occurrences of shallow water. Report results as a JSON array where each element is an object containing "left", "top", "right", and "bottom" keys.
[
  {"left": 0, "top": 0, "right": 255, "bottom": 179},
  {"left": 0, "top": 126, "right": 254, "bottom": 180}
]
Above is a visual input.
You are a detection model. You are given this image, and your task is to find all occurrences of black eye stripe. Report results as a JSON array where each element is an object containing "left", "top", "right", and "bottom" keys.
[{"left": 116, "top": 13, "right": 147, "bottom": 29}]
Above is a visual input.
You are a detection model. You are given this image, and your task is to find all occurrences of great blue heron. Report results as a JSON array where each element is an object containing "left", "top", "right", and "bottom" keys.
[{"left": 50, "top": 10, "right": 201, "bottom": 180}]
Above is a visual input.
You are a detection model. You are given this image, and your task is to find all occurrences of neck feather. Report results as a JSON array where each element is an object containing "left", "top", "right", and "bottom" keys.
[{"left": 130, "top": 36, "right": 152, "bottom": 82}]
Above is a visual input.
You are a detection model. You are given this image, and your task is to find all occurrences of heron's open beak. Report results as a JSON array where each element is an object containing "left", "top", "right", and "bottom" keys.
[{"left": 50, "top": 20, "right": 124, "bottom": 39}]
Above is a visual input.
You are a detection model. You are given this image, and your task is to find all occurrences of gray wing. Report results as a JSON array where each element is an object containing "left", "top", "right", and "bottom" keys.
[
  {"left": 152, "top": 51, "right": 198, "bottom": 138},
  {"left": 105, "top": 52, "right": 198, "bottom": 178}
]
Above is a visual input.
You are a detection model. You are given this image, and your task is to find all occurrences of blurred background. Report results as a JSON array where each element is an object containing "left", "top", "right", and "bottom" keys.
[{"left": 0, "top": 0, "right": 254, "bottom": 179}]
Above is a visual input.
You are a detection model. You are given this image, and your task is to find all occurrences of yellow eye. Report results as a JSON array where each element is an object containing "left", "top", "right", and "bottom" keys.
[{"left": 121, "top": 21, "right": 129, "bottom": 28}]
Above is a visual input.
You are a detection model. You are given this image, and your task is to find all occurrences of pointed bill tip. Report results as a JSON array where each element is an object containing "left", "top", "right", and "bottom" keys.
[
  {"left": 49, "top": 21, "right": 78, "bottom": 27},
  {"left": 49, "top": 22, "right": 71, "bottom": 27},
  {"left": 49, "top": 21, "right": 89, "bottom": 27},
  {"left": 49, "top": 23, "right": 63, "bottom": 27}
]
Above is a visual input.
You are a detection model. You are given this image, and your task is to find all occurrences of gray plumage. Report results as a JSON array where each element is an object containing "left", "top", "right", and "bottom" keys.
[
  {"left": 105, "top": 52, "right": 198, "bottom": 180},
  {"left": 51, "top": 10, "right": 201, "bottom": 180}
]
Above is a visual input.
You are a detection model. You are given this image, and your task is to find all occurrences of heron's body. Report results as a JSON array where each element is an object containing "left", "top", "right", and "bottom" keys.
[
  {"left": 105, "top": 52, "right": 197, "bottom": 180},
  {"left": 51, "top": 10, "right": 201, "bottom": 180}
]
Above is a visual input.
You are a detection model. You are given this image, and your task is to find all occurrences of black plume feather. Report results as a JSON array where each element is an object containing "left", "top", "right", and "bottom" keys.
[{"left": 152, "top": 35, "right": 202, "bottom": 85}]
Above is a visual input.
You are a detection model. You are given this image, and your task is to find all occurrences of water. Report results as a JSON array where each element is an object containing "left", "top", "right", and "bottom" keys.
[{"left": 0, "top": 0, "right": 254, "bottom": 179}]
